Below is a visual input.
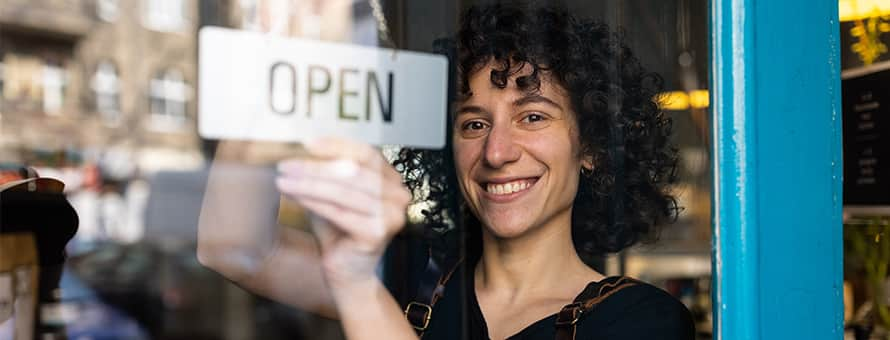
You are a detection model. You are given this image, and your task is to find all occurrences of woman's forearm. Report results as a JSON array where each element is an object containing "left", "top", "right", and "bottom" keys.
[
  {"left": 197, "top": 142, "right": 339, "bottom": 318},
  {"left": 330, "top": 278, "right": 419, "bottom": 340}
]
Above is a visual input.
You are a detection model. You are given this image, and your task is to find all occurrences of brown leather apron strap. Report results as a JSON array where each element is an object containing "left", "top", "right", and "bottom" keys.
[
  {"left": 555, "top": 302, "right": 583, "bottom": 340},
  {"left": 405, "top": 248, "right": 464, "bottom": 337},
  {"left": 554, "top": 277, "right": 639, "bottom": 340}
]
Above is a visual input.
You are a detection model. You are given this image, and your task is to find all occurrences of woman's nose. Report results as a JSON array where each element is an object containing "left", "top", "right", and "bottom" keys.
[{"left": 483, "top": 124, "right": 521, "bottom": 168}]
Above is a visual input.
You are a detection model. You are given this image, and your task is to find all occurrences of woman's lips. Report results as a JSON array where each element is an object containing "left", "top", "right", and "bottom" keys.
[{"left": 480, "top": 177, "right": 538, "bottom": 202}]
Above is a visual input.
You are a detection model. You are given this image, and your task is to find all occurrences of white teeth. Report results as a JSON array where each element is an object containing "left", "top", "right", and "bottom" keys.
[{"left": 486, "top": 180, "right": 533, "bottom": 195}]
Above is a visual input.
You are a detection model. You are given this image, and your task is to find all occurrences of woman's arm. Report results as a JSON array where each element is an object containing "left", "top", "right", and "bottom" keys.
[
  {"left": 274, "top": 137, "right": 419, "bottom": 339},
  {"left": 331, "top": 277, "right": 419, "bottom": 340},
  {"left": 196, "top": 140, "right": 338, "bottom": 318},
  {"left": 198, "top": 139, "right": 421, "bottom": 339}
]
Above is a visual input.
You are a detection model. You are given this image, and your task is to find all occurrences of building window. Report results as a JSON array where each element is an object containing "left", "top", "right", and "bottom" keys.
[
  {"left": 144, "top": 0, "right": 187, "bottom": 32},
  {"left": 97, "top": 0, "right": 120, "bottom": 22},
  {"left": 239, "top": 0, "right": 259, "bottom": 31},
  {"left": 42, "top": 63, "right": 66, "bottom": 115},
  {"left": 92, "top": 61, "right": 121, "bottom": 125},
  {"left": 3, "top": 54, "right": 42, "bottom": 103},
  {"left": 149, "top": 69, "right": 188, "bottom": 129}
]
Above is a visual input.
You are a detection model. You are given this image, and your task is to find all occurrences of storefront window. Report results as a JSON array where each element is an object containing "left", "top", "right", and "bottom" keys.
[
  {"left": 841, "top": 1, "right": 890, "bottom": 337},
  {"left": 1, "top": 1, "right": 714, "bottom": 339}
]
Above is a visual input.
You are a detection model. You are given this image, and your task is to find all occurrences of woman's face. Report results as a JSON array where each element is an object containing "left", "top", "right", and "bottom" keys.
[{"left": 453, "top": 62, "right": 587, "bottom": 240}]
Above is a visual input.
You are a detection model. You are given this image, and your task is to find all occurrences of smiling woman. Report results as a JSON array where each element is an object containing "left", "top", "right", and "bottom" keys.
[
  {"left": 198, "top": 2, "right": 691, "bottom": 340},
  {"left": 387, "top": 4, "right": 688, "bottom": 339},
  {"left": 398, "top": 5, "right": 680, "bottom": 267}
]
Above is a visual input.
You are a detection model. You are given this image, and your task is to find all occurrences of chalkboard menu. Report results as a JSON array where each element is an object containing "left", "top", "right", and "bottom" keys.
[{"left": 843, "top": 68, "right": 890, "bottom": 206}]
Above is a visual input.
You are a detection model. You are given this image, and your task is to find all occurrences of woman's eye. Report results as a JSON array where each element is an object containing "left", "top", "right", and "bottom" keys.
[
  {"left": 522, "top": 113, "right": 546, "bottom": 123},
  {"left": 463, "top": 121, "right": 487, "bottom": 130},
  {"left": 517, "top": 112, "right": 552, "bottom": 130},
  {"left": 458, "top": 120, "right": 489, "bottom": 138}
]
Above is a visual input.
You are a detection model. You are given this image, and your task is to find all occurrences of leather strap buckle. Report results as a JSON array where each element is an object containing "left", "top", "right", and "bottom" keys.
[
  {"left": 404, "top": 301, "right": 433, "bottom": 331},
  {"left": 555, "top": 302, "right": 584, "bottom": 327}
]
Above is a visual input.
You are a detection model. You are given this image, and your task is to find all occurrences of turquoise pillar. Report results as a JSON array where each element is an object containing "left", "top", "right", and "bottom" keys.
[{"left": 710, "top": 0, "right": 844, "bottom": 338}]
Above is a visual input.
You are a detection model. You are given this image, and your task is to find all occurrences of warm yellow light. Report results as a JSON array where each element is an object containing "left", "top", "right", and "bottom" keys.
[
  {"left": 689, "top": 90, "right": 710, "bottom": 109},
  {"left": 658, "top": 90, "right": 709, "bottom": 111},
  {"left": 840, "top": 0, "right": 890, "bottom": 22},
  {"left": 659, "top": 91, "right": 690, "bottom": 111}
]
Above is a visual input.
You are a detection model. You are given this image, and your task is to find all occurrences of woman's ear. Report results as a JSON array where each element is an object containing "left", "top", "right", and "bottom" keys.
[{"left": 581, "top": 156, "right": 595, "bottom": 172}]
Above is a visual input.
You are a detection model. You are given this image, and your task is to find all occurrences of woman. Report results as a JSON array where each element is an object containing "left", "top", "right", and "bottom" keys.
[{"left": 199, "top": 3, "right": 693, "bottom": 339}]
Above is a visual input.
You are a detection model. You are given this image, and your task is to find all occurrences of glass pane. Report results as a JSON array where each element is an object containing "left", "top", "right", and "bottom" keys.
[
  {"left": 841, "top": 4, "right": 890, "bottom": 338},
  {"left": 0, "top": 1, "right": 711, "bottom": 339}
]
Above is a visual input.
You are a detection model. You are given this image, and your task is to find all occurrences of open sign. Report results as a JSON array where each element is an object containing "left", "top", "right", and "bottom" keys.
[{"left": 198, "top": 27, "right": 448, "bottom": 149}]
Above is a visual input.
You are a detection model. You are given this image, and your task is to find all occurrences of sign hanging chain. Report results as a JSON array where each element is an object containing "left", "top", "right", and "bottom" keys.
[{"left": 369, "top": 0, "right": 398, "bottom": 49}]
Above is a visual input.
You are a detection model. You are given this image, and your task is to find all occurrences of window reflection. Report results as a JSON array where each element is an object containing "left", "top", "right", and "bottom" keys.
[
  {"left": 92, "top": 60, "right": 121, "bottom": 125},
  {"left": 149, "top": 69, "right": 189, "bottom": 130},
  {"left": 144, "top": 0, "right": 188, "bottom": 32},
  {"left": 97, "top": 0, "right": 120, "bottom": 22},
  {"left": 1, "top": 1, "right": 713, "bottom": 339}
]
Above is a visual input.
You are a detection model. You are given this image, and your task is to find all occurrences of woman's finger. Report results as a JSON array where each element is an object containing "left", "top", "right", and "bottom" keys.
[
  {"left": 275, "top": 177, "right": 382, "bottom": 216},
  {"left": 305, "top": 212, "right": 340, "bottom": 251},
  {"left": 293, "top": 196, "right": 402, "bottom": 249},
  {"left": 277, "top": 159, "right": 409, "bottom": 201},
  {"left": 302, "top": 137, "right": 382, "bottom": 167},
  {"left": 278, "top": 159, "right": 380, "bottom": 197}
]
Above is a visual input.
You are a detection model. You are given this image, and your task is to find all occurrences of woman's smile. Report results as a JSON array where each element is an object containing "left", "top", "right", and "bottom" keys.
[{"left": 480, "top": 176, "right": 539, "bottom": 202}]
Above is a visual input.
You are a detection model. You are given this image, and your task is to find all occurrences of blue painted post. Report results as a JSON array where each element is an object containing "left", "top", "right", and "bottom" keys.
[{"left": 710, "top": 0, "right": 844, "bottom": 339}]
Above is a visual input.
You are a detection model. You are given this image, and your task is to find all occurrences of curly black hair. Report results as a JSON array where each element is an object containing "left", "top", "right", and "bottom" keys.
[{"left": 392, "top": 3, "right": 678, "bottom": 262}]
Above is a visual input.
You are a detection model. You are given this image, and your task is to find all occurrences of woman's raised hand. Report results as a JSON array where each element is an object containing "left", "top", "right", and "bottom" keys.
[
  {"left": 275, "top": 137, "right": 420, "bottom": 339},
  {"left": 276, "top": 137, "right": 412, "bottom": 289},
  {"left": 199, "top": 138, "right": 419, "bottom": 338}
]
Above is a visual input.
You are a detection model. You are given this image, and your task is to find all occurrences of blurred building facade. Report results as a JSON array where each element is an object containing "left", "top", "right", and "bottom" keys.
[{"left": 0, "top": 0, "right": 207, "bottom": 174}]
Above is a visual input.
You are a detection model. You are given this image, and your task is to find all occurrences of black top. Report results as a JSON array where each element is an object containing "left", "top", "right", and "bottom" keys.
[{"left": 414, "top": 261, "right": 696, "bottom": 340}]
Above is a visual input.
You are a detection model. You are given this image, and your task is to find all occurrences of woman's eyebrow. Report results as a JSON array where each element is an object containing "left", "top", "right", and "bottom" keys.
[
  {"left": 513, "top": 94, "right": 563, "bottom": 110},
  {"left": 456, "top": 105, "right": 489, "bottom": 116}
]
